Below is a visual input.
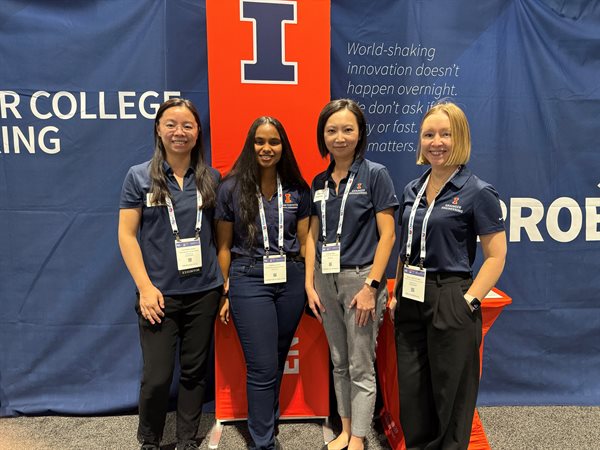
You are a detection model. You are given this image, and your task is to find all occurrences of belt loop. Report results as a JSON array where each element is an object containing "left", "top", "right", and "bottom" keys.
[{"left": 355, "top": 265, "right": 360, "bottom": 274}]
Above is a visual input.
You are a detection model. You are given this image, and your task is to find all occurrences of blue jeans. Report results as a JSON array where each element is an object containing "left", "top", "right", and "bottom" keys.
[{"left": 228, "top": 256, "right": 306, "bottom": 450}]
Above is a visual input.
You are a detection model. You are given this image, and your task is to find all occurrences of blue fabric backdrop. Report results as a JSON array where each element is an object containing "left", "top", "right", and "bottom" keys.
[{"left": 1, "top": 0, "right": 599, "bottom": 415}]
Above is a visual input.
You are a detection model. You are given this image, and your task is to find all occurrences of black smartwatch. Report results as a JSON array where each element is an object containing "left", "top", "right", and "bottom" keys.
[
  {"left": 469, "top": 297, "right": 481, "bottom": 311},
  {"left": 365, "top": 277, "right": 380, "bottom": 289}
]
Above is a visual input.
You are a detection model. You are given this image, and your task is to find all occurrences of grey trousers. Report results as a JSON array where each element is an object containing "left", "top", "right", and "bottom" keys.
[{"left": 314, "top": 262, "right": 387, "bottom": 436}]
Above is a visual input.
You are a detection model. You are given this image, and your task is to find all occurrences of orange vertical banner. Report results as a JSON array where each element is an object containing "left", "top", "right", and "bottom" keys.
[
  {"left": 206, "top": 0, "right": 330, "bottom": 181},
  {"left": 206, "top": 0, "right": 331, "bottom": 421}
]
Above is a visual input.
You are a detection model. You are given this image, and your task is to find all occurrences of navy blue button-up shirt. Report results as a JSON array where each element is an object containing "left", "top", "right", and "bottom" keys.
[
  {"left": 215, "top": 176, "right": 311, "bottom": 258},
  {"left": 310, "top": 157, "right": 399, "bottom": 266},
  {"left": 397, "top": 165, "right": 505, "bottom": 272},
  {"left": 120, "top": 160, "right": 224, "bottom": 295}
]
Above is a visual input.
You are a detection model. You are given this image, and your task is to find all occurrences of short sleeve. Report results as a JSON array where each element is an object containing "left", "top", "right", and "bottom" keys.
[
  {"left": 370, "top": 166, "right": 399, "bottom": 212},
  {"left": 119, "top": 167, "right": 144, "bottom": 209},
  {"left": 297, "top": 187, "right": 311, "bottom": 218},
  {"left": 474, "top": 185, "right": 505, "bottom": 236},
  {"left": 215, "top": 179, "right": 235, "bottom": 222},
  {"left": 309, "top": 173, "right": 325, "bottom": 216}
]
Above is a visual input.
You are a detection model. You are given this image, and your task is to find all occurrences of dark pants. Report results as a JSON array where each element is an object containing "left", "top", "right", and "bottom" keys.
[
  {"left": 395, "top": 273, "right": 481, "bottom": 450},
  {"left": 136, "top": 288, "right": 220, "bottom": 446},
  {"left": 228, "top": 257, "right": 306, "bottom": 450}
]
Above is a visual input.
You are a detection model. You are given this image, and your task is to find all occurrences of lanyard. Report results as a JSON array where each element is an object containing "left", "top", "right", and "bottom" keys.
[
  {"left": 321, "top": 171, "right": 356, "bottom": 244},
  {"left": 165, "top": 189, "right": 203, "bottom": 241},
  {"left": 257, "top": 175, "right": 284, "bottom": 256},
  {"left": 405, "top": 167, "right": 460, "bottom": 267}
]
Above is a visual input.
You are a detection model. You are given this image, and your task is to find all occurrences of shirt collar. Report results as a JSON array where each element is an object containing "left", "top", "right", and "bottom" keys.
[
  {"left": 162, "top": 160, "right": 193, "bottom": 177},
  {"left": 414, "top": 165, "right": 471, "bottom": 192},
  {"left": 325, "top": 156, "right": 364, "bottom": 179}
]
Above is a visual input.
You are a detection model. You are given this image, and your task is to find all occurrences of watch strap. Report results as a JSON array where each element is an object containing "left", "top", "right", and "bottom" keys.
[{"left": 365, "top": 277, "right": 380, "bottom": 289}]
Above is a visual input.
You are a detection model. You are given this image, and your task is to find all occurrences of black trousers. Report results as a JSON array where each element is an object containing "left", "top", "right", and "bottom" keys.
[
  {"left": 395, "top": 273, "right": 481, "bottom": 450},
  {"left": 136, "top": 288, "right": 220, "bottom": 445}
]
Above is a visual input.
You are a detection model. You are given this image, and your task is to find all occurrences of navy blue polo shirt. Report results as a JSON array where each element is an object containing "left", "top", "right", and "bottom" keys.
[
  {"left": 397, "top": 165, "right": 505, "bottom": 272},
  {"left": 215, "top": 176, "right": 311, "bottom": 258},
  {"left": 310, "top": 157, "right": 399, "bottom": 266},
  {"left": 119, "top": 160, "right": 224, "bottom": 295}
]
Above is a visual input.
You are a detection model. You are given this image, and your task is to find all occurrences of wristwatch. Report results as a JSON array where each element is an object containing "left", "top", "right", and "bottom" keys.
[
  {"left": 464, "top": 293, "right": 481, "bottom": 311},
  {"left": 365, "top": 277, "right": 380, "bottom": 289},
  {"left": 469, "top": 297, "right": 481, "bottom": 311}
]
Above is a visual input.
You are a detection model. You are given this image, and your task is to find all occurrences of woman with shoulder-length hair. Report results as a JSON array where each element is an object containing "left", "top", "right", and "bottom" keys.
[
  {"left": 305, "top": 99, "right": 399, "bottom": 450},
  {"left": 391, "top": 100, "right": 507, "bottom": 450},
  {"left": 118, "top": 98, "right": 223, "bottom": 450},
  {"left": 216, "top": 116, "right": 310, "bottom": 450}
]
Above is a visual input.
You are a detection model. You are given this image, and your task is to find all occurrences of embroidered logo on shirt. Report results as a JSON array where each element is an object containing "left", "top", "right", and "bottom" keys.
[
  {"left": 284, "top": 193, "right": 293, "bottom": 203},
  {"left": 441, "top": 197, "right": 463, "bottom": 213},
  {"left": 350, "top": 182, "right": 367, "bottom": 195}
]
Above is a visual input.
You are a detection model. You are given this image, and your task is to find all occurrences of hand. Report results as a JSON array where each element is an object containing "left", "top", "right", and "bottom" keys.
[
  {"left": 139, "top": 284, "right": 165, "bottom": 324},
  {"left": 349, "top": 284, "right": 377, "bottom": 327},
  {"left": 306, "top": 286, "right": 325, "bottom": 323},
  {"left": 219, "top": 296, "right": 230, "bottom": 324},
  {"left": 388, "top": 295, "right": 397, "bottom": 323}
]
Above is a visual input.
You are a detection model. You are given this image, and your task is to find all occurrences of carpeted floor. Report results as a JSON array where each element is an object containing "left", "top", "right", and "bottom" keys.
[{"left": 1, "top": 406, "right": 599, "bottom": 449}]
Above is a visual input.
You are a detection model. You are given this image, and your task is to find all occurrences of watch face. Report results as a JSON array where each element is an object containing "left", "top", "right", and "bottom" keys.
[{"left": 471, "top": 298, "right": 481, "bottom": 310}]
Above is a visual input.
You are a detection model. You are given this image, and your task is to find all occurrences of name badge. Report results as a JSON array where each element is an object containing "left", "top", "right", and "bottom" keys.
[
  {"left": 175, "top": 237, "right": 202, "bottom": 276},
  {"left": 321, "top": 243, "right": 341, "bottom": 274},
  {"left": 263, "top": 254, "right": 286, "bottom": 284},
  {"left": 313, "top": 188, "right": 329, "bottom": 202},
  {"left": 402, "top": 264, "right": 426, "bottom": 302}
]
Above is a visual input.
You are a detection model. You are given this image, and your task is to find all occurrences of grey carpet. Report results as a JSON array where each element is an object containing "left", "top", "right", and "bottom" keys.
[{"left": 1, "top": 407, "right": 599, "bottom": 449}]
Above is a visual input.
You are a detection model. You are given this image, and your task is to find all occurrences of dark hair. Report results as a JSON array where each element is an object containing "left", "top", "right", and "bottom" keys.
[
  {"left": 148, "top": 98, "right": 216, "bottom": 208},
  {"left": 316, "top": 98, "right": 367, "bottom": 159},
  {"left": 226, "top": 116, "right": 308, "bottom": 246}
]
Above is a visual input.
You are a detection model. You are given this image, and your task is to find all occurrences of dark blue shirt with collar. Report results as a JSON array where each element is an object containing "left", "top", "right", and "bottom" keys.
[
  {"left": 119, "top": 160, "right": 224, "bottom": 295},
  {"left": 215, "top": 176, "right": 311, "bottom": 258},
  {"left": 310, "top": 157, "right": 399, "bottom": 267},
  {"left": 398, "top": 165, "right": 505, "bottom": 272}
]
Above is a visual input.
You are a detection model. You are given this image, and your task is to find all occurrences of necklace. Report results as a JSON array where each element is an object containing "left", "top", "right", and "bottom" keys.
[{"left": 429, "top": 180, "right": 442, "bottom": 193}]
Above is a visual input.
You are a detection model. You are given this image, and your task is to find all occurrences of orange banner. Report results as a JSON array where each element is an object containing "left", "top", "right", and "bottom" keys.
[
  {"left": 206, "top": 0, "right": 331, "bottom": 420},
  {"left": 214, "top": 314, "right": 330, "bottom": 420},
  {"left": 206, "top": 0, "right": 330, "bottom": 181}
]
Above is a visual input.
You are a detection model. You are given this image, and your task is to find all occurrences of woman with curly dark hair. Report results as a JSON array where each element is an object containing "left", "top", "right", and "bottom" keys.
[
  {"left": 118, "top": 98, "right": 223, "bottom": 450},
  {"left": 216, "top": 116, "right": 310, "bottom": 450}
]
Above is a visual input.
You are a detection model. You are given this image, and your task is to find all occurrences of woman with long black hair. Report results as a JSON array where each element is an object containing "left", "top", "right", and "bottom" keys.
[
  {"left": 119, "top": 98, "right": 223, "bottom": 450},
  {"left": 215, "top": 116, "right": 310, "bottom": 450}
]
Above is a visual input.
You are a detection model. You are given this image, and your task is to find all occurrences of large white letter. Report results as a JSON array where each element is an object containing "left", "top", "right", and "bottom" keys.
[
  {"left": 510, "top": 198, "right": 544, "bottom": 242},
  {"left": 546, "top": 197, "right": 582, "bottom": 243},
  {"left": 585, "top": 198, "right": 600, "bottom": 241},
  {"left": 30, "top": 91, "right": 52, "bottom": 119},
  {"left": 52, "top": 91, "right": 77, "bottom": 120},
  {"left": 1, "top": 91, "right": 22, "bottom": 119}
]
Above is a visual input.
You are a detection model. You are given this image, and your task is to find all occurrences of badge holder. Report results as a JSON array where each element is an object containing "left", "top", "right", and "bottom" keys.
[
  {"left": 263, "top": 253, "right": 287, "bottom": 284},
  {"left": 175, "top": 234, "right": 202, "bottom": 276},
  {"left": 402, "top": 260, "right": 426, "bottom": 302},
  {"left": 321, "top": 242, "right": 341, "bottom": 274}
]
